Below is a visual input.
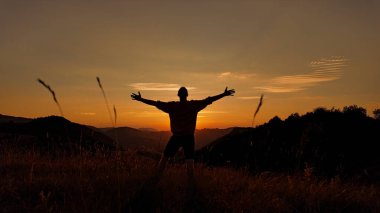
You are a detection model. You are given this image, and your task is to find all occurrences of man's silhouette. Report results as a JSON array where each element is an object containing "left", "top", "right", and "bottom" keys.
[{"left": 131, "top": 86, "right": 235, "bottom": 179}]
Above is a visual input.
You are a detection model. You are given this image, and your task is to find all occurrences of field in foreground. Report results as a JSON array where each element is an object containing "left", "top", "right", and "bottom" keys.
[{"left": 1, "top": 149, "right": 380, "bottom": 213}]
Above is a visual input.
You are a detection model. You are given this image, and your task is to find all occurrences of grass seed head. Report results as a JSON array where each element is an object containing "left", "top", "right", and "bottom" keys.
[
  {"left": 96, "top": 76, "right": 115, "bottom": 127},
  {"left": 37, "top": 78, "right": 64, "bottom": 116}
]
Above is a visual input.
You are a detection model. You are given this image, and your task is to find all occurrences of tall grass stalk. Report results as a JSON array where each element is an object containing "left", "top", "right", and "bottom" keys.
[
  {"left": 112, "top": 104, "right": 121, "bottom": 212},
  {"left": 37, "top": 78, "right": 88, "bottom": 211},
  {"left": 37, "top": 78, "right": 66, "bottom": 155},
  {"left": 113, "top": 105, "right": 117, "bottom": 127},
  {"left": 113, "top": 104, "right": 119, "bottom": 148},
  {"left": 96, "top": 77, "right": 121, "bottom": 212},
  {"left": 251, "top": 94, "right": 264, "bottom": 128},
  {"left": 37, "top": 78, "right": 64, "bottom": 117},
  {"left": 96, "top": 77, "right": 115, "bottom": 127},
  {"left": 249, "top": 94, "right": 264, "bottom": 158}
]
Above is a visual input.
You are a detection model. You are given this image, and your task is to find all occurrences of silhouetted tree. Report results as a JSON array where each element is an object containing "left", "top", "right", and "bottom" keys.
[
  {"left": 200, "top": 105, "right": 380, "bottom": 179},
  {"left": 268, "top": 116, "right": 282, "bottom": 125},
  {"left": 343, "top": 105, "right": 367, "bottom": 116},
  {"left": 313, "top": 107, "right": 329, "bottom": 114},
  {"left": 373, "top": 108, "right": 380, "bottom": 120},
  {"left": 286, "top": 113, "right": 300, "bottom": 121}
]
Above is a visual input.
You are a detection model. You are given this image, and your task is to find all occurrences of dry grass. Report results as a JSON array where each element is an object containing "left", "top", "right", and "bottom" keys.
[
  {"left": 37, "top": 79, "right": 64, "bottom": 117},
  {"left": 96, "top": 76, "right": 115, "bottom": 127},
  {"left": 252, "top": 94, "right": 264, "bottom": 128},
  {"left": 1, "top": 148, "right": 379, "bottom": 213}
]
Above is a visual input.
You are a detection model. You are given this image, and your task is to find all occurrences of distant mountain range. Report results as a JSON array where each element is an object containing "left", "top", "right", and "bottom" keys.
[
  {"left": 0, "top": 115, "right": 115, "bottom": 154},
  {"left": 0, "top": 114, "right": 32, "bottom": 123},
  {"left": 0, "top": 114, "right": 232, "bottom": 152},
  {"left": 100, "top": 127, "right": 232, "bottom": 151}
]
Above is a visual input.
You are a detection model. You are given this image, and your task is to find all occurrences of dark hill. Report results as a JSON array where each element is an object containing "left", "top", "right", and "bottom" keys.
[
  {"left": 195, "top": 128, "right": 233, "bottom": 149},
  {"left": 101, "top": 127, "right": 169, "bottom": 150},
  {"left": 101, "top": 127, "right": 232, "bottom": 151},
  {"left": 0, "top": 116, "right": 115, "bottom": 154},
  {"left": 0, "top": 114, "right": 32, "bottom": 124},
  {"left": 199, "top": 106, "right": 380, "bottom": 178}
]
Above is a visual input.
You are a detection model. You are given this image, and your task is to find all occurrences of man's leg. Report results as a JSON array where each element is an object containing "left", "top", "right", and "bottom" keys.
[{"left": 155, "top": 136, "right": 180, "bottom": 177}]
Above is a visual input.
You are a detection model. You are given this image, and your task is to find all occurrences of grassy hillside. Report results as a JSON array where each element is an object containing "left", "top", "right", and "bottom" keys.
[{"left": 1, "top": 148, "right": 379, "bottom": 213}]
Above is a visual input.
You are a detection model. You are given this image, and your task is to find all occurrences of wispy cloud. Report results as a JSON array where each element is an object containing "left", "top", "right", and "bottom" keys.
[
  {"left": 218, "top": 72, "right": 232, "bottom": 78},
  {"left": 80, "top": 112, "right": 96, "bottom": 116},
  {"left": 255, "top": 86, "right": 305, "bottom": 93},
  {"left": 199, "top": 111, "right": 226, "bottom": 114},
  {"left": 217, "top": 72, "right": 255, "bottom": 80},
  {"left": 256, "top": 56, "right": 349, "bottom": 93},
  {"left": 129, "top": 83, "right": 196, "bottom": 91},
  {"left": 237, "top": 96, "right": 262, "bottom": 100}
]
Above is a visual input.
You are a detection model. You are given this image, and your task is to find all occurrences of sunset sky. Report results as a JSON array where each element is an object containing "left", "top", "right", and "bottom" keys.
[{"left": 1, "top": 1, "right": 379, "bottom": 130}]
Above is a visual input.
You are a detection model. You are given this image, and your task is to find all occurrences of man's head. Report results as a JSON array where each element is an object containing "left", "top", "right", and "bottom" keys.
[{"left": 177, "top": 87, "right": 188, "bottom": 99}]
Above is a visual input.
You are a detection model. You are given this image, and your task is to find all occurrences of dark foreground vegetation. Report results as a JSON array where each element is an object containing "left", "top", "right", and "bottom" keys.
[
  {"left": 200, "top": 105, "right": 380, "bottom": 179},
  {"left": 1, "top": 105, "right": 380, "bottom": 212},
  {"left": 1, "top": 149, "right": 380, "bottom": 213}
]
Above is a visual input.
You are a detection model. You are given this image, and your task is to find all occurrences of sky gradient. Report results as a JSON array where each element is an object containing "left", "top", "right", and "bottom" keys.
[{"left": 1, "top": 0, "right": 379, "bottom": 130}]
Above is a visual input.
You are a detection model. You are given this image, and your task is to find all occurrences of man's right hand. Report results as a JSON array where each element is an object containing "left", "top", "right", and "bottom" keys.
[
  {"left": 131, "top": 92, "right": 142, "bottom": 101},
  {"left": 223, "top": 87, "right": 235, "bottom": 96}
]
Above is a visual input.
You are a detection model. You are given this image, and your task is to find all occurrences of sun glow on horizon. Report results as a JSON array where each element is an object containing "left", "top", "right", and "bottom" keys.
[{"left": 1, "top": 1, "right": 379, "bottom": 128}]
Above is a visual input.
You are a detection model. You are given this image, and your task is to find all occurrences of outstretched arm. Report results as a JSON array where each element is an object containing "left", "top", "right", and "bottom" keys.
[
  {"left": 208, "top": 87, "right": 235, "bottom": 103},
  {"left": 131, "top": 91, "right": 157, "bottom": 106}
]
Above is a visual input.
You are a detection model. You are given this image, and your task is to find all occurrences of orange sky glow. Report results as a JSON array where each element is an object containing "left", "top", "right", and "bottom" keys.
[{"left": 1, "top": 1, "right": 379, "bottom": 130}]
